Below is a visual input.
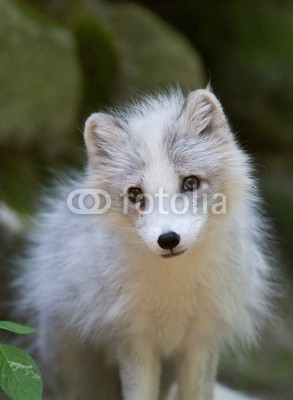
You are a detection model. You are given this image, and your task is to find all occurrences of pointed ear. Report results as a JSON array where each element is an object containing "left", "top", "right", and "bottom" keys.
[
  {"left": 84, "top": 112, "right": 124, "bottom": 160},
  {"left": 179, "top": 89, "right": 229, "bottom": 134}
]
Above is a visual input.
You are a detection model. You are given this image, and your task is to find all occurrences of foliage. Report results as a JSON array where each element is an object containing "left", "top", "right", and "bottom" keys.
[{"left": 0, "top": 321, "right": 42, "bottom": 400}]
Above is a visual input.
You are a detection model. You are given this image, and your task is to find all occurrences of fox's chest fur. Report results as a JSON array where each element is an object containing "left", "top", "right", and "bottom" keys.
[{"left": 116, "top": 252, "right": 205, "bottom": 355}]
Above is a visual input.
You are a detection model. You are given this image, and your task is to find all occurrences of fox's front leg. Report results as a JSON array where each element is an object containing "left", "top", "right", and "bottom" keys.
[
  {"left": 117, "top": 338, "right": 161, "bottom": 400},
  {"left": 177, "top": 320, "right": 221, "bottom": 400},
  {"left": 177, "top": 345, "right": 219, "bottom": 400}
]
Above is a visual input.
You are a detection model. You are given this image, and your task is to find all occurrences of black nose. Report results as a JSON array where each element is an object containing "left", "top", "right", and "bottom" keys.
[{"left": 157, "top": 232, "right": 180, "bottom": 250}]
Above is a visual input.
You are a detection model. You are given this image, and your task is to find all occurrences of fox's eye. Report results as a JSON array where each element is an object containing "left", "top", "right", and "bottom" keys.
[
  {"left": 182, "top": 176, "right": 199, "bottom": 191},
  {"left": 128, "top": 187, "right": 143, "bottom": 203}
]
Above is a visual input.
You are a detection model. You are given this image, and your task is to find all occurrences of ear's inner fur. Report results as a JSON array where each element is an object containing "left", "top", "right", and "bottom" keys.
[
  {"left": 84, "top": 112, "right": 126, "bottom": 161},
  {"left": 178, "top": 89, "right": 230, "bottom": 136}
]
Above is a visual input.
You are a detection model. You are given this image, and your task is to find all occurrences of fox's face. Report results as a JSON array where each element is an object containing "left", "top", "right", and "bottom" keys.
[{"left": 84, "top": 90, "right": 250, "bottom": 258}]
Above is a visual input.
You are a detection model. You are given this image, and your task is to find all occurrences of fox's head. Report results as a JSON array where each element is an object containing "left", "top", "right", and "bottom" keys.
[{"left": 83, "top": 89, "right": 251, "bottom": 258}]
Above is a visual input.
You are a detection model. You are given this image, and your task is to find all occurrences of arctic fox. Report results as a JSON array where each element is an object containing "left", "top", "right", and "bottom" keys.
[{"left": 16, "top": 89, "right": 273, "bottom": 400}]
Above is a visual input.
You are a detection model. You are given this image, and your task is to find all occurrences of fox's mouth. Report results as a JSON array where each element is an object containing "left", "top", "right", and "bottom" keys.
[{"left": 161, "top": 250, "right": 186, "bottom": 259}]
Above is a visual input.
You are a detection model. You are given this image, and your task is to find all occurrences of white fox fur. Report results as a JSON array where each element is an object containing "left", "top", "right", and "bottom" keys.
[{"left": 15, "top": 89, "right": 273, "bottom": 400}]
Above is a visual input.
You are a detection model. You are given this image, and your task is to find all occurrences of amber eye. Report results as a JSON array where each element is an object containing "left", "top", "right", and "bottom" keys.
[
  {"left": 128, "top": 187, "right": 143, "bottom": 203},
  {"left": 182, "top": 176, "right": 199, "bottom": 191}
]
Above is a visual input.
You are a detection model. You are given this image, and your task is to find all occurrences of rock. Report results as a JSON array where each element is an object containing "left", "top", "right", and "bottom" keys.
[
  {"left": 25, "top": 0, "right": 206, "bottom": 107},
  {"left": 0, "top": 0, "right": 82, "bottom": 148},
  {"left": 37, "top": 0, "right": 118, "bottom": 115},
  {"left": 101, "top": 2, "right": 206, "bottom": 102}
]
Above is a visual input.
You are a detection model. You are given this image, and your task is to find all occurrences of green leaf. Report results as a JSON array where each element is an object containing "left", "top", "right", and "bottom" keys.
[
  {"left": 0, "top": 343, "right": 43, "bottom": 400},
  {"left": 0, "top": 321, "right": 37, "bottom": 335}
]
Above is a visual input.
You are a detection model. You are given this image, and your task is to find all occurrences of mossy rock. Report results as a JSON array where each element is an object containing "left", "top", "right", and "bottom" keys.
[
  {"left": 0, "top": 0, "right": 82, "bottom": 148},
  {"left": 24, "top": 0, "right": 119, "bottom": 116},
  {"left": 25, "top": 0, "right": 206, "bottom": 106},
  {"left": 102, "top": 2, "right": 206, "bottom": 102}
]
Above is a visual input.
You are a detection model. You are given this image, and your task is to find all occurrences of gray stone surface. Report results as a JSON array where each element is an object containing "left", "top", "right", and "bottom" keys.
[
  {"left": 0, "top": 0, "right": 82, "bottom": 148},
  {"left": 102, "top": 2, "right": 206, "bottom": 102}
]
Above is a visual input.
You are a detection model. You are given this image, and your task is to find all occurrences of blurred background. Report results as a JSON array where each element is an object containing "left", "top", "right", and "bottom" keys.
[{"left": 0, "top": 0, "right": 292, "bottom": 399}]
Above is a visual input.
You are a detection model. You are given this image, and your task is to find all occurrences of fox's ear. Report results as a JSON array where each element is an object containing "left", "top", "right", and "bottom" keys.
[
  {"left": 84, "top": 112, "right": 124, "bottom": 159},
  {"left": 179, "top": 89, "right": 229, "bottom": 135}
]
